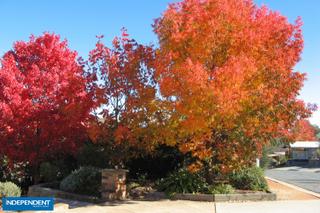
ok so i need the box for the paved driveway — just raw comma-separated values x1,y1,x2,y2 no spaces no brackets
266,166,320,193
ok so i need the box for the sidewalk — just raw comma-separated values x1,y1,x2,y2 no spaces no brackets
49,199,320,213
55,200,216,213
216,200,320,213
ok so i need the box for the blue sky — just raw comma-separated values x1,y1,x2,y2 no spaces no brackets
0,0,319,125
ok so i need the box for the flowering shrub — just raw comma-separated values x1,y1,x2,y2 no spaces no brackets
0,182,21,197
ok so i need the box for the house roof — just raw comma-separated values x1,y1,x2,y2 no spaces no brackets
290,141,320,148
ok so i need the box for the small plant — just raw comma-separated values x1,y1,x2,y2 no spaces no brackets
0,182,21,197
208,183,234,194
156,168,208,196
0,157,29,185
260,146,272,170
278,156,288,166
229,167,268,191
60,166,101,197
127,182,141,191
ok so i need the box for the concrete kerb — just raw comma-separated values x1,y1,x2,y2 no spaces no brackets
265,176,320,199
145,191,276,202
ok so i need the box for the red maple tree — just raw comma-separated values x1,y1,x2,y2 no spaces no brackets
0,33,94,179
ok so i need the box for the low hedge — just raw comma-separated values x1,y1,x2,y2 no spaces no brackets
60,166,101,197
156,169,208,196
229,167,268,191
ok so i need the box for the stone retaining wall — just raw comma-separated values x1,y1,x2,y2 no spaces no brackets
28,183,102,203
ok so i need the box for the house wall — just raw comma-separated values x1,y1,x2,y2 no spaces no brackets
291,148,318,160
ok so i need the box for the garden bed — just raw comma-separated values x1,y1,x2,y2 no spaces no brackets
143,191,276,202
28,182,276,203
28,183,103,203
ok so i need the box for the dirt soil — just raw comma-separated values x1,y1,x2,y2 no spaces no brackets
267,179,319,200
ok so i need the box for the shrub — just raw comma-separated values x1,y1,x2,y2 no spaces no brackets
126,145,183,180
77,142,110,169
0,157,32,193
39,156,78,183
60,166,101,197
260,146,271,170
127,182,141,191
40,162,60,182
278,155,288,166
229,167,268,191
0,157,29,185
0,182,21,197
208,183,234,194
156,168,208,196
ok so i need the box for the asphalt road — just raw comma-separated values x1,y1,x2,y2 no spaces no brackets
266,166,320,193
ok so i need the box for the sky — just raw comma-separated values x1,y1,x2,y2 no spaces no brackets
0,0,319,125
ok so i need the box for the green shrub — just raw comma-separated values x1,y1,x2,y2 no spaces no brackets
278,155,288,166
208,183,234,194
40,162,60,182
77,143,109,169
39,156,78,183
0,182,21,197
54,156,78,180
127,182,141,191
126,145,183,180
60,166,101,197
156,169,208,196
260,146,271,170
229,167,268,191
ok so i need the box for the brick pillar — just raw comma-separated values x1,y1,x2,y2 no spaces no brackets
101,169,128,200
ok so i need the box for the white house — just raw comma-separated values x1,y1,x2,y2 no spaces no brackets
290,141,320,160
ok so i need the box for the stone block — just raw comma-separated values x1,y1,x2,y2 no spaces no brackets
101,169,128,201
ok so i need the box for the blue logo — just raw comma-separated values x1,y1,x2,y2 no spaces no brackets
2,197,54,211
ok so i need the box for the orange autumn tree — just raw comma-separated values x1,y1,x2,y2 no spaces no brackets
154,0,314,172
290,120,317,141
89,30,162,164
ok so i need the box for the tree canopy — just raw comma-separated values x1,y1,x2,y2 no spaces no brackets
0,0,316,174
153,0,314,171
0,34,94,166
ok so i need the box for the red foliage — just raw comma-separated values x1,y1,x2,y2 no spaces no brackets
0,33,94,166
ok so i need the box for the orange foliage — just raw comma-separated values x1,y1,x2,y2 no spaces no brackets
290,120,317,141
88,29,162,162
154,0,315,171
